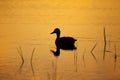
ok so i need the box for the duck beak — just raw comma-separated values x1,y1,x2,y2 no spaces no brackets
50,31,54,34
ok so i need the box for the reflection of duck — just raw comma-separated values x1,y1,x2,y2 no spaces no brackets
51,45,60,57
51,28,77,50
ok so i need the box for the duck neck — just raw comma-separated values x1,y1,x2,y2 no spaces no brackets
56,45,60,55
56,33,60,39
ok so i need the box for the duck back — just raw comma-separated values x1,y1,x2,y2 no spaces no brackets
56,37,77,50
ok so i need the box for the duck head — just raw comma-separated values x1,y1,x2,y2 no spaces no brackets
51,28,60,35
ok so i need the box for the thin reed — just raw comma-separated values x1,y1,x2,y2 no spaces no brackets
103,27,107,60
91,43,97,62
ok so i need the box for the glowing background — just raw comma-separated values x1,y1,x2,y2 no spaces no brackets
0,0,120,80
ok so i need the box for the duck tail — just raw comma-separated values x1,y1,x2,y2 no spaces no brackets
74,39,77,41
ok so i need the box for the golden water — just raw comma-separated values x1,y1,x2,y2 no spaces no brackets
0,0,120,80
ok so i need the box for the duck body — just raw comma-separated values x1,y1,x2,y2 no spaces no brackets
51,28,77,50
56,37,76,50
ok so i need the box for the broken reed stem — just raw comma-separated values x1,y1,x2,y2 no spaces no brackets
16,46,24,74
91,43,97,53
91,43,97,62
103,27,107,60
30,48,36,76
17,46,24,63
16,47,36,75
31,48,36,62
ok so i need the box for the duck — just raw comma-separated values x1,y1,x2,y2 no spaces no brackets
51,28,77,50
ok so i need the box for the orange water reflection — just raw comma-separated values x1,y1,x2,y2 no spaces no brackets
0,0,120,80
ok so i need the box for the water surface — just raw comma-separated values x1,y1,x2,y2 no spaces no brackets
0,0,120,80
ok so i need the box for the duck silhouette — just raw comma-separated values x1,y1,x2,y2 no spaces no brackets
51,28,77,50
